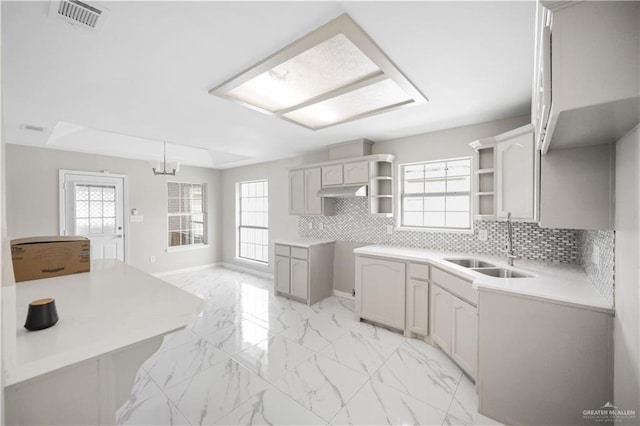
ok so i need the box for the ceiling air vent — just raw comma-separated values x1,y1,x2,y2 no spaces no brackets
49,0,108,32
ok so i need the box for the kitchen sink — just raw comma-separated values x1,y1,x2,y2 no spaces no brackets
445,258,495,268
471,268,533,278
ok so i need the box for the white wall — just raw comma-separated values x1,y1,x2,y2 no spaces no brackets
221,150,328,273
1,2,5,418
371,115,527,163
614,124,640,414
221,115,529,274
5,144,222,274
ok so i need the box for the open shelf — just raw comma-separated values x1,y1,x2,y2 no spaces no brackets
369,159,394,216
370,196,393,215
473,146,496,219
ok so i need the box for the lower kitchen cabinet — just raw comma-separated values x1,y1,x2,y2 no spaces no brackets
451,295,478,377
290,258,309,300
355,255,406,330
430,283,452,352
405,262,430,337
430,274,478,380
354,254,478,380
275,255,290,294
478,290,613,425
273,241,334,305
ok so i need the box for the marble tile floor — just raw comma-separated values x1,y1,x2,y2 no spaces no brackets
116,266,502,426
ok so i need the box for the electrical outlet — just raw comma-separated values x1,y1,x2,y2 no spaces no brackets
318,222,324,230
149,255,156,263
478,229,488,241
386,225,394,235
591,246,600,266
307,222,313,230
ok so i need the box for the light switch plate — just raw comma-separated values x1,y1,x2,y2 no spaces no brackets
318,222,324,230
478,229,488,241
307,222,313,230
386,225,393,235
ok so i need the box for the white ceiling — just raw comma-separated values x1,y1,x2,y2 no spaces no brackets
2,1,536,169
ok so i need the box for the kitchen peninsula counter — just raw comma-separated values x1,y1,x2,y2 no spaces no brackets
2,257,202,425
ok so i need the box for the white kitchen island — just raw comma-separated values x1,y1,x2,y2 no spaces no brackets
2,258,202,425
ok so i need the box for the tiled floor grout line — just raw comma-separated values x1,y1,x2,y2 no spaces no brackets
225,335,330,425
141,366,195,425
441,372,464,426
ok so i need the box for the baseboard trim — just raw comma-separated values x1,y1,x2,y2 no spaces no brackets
153,263,220,278
221,262,274,280
334,290,355,300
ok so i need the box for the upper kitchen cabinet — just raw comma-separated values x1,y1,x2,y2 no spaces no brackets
289,154,394,216
321,161,369,187
470,125,538,222
533,1,640,153
288,167,335,216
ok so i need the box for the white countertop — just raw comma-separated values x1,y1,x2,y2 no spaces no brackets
353,245,613,315
272,238,335,248
2,259,203,387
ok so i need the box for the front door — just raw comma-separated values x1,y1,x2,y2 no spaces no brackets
60,170,127,261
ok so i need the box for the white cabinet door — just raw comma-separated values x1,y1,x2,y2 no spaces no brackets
355,256,405,330
406,278,429,336
290,258,309,300
430,283,452,353
496,132,535,221
289,170,305,215
304,168,322,215
343,161,369,184
451,295,478,379
275,255,290,294
322,165,343,186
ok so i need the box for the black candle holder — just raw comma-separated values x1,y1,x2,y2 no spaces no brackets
24,298,59,331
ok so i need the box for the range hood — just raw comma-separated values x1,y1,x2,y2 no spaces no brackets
317,185,368,198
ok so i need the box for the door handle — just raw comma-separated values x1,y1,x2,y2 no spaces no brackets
115,235,123,238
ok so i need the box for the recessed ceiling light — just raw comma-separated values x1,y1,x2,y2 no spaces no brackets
209,14,427,130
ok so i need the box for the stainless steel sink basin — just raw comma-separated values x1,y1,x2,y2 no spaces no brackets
471,268,533,278
445,258,495,268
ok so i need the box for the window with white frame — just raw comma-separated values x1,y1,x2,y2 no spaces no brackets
238,180,269,263
400,158,472,230
168,182,206,247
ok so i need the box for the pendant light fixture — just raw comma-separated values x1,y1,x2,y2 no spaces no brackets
152,142,179,176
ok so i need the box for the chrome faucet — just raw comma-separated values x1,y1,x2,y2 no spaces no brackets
504,212,518,266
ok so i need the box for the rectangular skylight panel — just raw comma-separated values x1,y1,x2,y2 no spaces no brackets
283,78,413,129
224,34,381,112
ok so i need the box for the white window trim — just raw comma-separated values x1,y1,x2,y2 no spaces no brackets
167,181,207,249
166,243,209,253
395,225,475,235
236,179,269,265
233,255,270,270
396,157,473,233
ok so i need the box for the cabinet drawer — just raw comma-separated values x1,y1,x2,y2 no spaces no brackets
408,262,430,281
432,267,477,306
290,247,308,260
343,161,369,184
274,244,290,257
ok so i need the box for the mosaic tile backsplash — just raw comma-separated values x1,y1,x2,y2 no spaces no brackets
299,198,580,264
579,230,615,305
